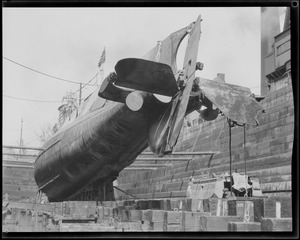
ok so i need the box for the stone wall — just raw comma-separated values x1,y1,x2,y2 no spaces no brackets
2,166,38,202
116,84,294,199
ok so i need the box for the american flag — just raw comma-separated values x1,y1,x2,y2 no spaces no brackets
98,48,106,68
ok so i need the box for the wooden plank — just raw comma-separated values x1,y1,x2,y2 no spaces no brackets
186,199,203,213
151,222,163,231
261,218,292,231
163,223,181,232
279,197,292,218
253,198,277,222
5,201,55,213
141,220,153,232
182,211,212,231
199,216,244,231
166,211,182,224
142,210,166,223
228,222,261,232
128,210,142,221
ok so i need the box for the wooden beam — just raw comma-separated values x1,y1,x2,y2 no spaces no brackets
123,167,157,171
130,164,169,167
3,153,38,157
140,151,217,155
3,201,55,212
3,164,34,169
136,157,191,161
2,145,44,151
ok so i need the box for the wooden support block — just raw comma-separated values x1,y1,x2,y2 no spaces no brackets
112,208,118,218
227,200,236,216
120,210,129,221
261,218,292,231
202,199,210,213
199,216,243,231
152,222,164,231
142,210,150,221
253,198,276,222
103,207,109,217
222,199,228,216
187,199,203,212
115,221,130,230
124,200,135,207
207,198,219,216
279,197,292,218
102,201,112,207
263,198,276,218
142,210,166,223
236,200,254,222
162,199,171,211
108,208,113,218
141,220,153,232
152,210,166,223
128,210,142,221
163,223,181,232
228,222,261,232
135,200,150,210
116,201,125,207
166,211,182,224
170,199,187,211
5,201,56,213
129,221,142,231
149,200,163,210
182,212,201,231
111,202,117,208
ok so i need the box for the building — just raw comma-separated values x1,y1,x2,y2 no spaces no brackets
264,7,291,93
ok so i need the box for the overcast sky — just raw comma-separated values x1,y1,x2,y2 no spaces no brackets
3,7,286,147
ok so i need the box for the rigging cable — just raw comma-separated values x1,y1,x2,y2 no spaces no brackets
3,94,62,103
3,56,98,86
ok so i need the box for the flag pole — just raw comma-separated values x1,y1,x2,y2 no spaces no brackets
97,47,106,87
100,63,104,86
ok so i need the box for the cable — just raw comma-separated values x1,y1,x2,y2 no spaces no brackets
3,56,98,86
3,94,62,103
73,72,99,95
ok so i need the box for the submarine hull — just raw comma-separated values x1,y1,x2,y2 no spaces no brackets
34,97,166,202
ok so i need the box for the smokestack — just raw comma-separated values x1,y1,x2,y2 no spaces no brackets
260,7,280,96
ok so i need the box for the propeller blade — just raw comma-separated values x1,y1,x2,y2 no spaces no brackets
167,15,202,148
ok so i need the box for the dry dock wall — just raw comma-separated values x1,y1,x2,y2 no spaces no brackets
2,166,38,202
116,84,294,199
1,85,294,202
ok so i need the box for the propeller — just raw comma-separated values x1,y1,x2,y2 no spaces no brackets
166,15,202,149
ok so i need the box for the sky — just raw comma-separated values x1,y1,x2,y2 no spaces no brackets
3,7,286,147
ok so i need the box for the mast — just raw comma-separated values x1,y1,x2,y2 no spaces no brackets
97,47,106,87
17,118,24,159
